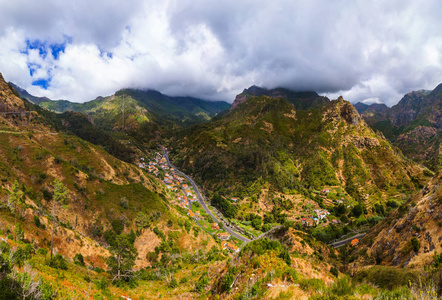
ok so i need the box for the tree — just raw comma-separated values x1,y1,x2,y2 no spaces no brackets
107,235,138,282
50,180,69,260
411,237,420,252
351,203,364,218
8,180,24,241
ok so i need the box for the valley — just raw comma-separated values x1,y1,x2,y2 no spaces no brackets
0,72,441,300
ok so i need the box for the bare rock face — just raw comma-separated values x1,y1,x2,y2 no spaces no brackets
338,97,362,126
0,72,26,112
324,96,363,126
231,93,249,109
350,136,381,149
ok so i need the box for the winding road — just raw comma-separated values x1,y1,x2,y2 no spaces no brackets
161,146,251,243
329,233,366,248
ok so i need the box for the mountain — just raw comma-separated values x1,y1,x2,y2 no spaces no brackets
0,75,379,299
353,102,389,114
0,73,220,298
232,85,330,110
12,85,230,130
171,91,430,231
356,172,442,269
2,73,438,299
355,85,442,171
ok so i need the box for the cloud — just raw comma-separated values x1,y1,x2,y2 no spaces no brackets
0,0,441,105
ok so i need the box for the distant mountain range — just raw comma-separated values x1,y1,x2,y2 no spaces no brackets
232,85,329,110
10,84,231,144
355,84,441,170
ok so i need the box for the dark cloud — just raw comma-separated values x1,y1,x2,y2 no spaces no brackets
0,0,440,105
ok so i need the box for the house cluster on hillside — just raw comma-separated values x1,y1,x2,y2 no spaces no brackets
217,232,231,240
221,240,239,253
187,209,203,221
141,152,198,211
301,209,330,227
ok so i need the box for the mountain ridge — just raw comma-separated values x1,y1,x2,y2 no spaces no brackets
355,83,441,170
231,85,330,110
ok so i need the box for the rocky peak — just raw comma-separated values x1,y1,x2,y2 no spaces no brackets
325,96,363,126
231,86,267,109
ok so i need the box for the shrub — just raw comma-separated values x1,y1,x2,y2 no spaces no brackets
0,255,11,273
330,277,354,296
146,251,158,264
48,254,68,270
411,237,420,252
73,253,85,266
168,277,178,288
386,200,399,208
0,241,10,253
354,266,417,290
111,219,124,235
33,215,41,228
119,197,129,209
11,247,27,267
37,248,48,255
221,273,235,292
299,278,326,292
330,267,339,277
195,272,209,292
153,227,166,240
103,230,117,247
282,268,298,282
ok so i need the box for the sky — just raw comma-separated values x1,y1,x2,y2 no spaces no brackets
0,0,441,105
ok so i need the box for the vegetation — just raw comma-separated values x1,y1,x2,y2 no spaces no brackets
8,180,24,241
50,179,69,260
0,78,439,299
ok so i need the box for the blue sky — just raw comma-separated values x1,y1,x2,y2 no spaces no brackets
0,0,441,104
23,39,68,89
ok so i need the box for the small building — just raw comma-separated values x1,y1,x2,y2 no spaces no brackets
314,209,330,220
217,232,231,240
231,197,239,202
226,242,240,253
221,241,228,250
301,218,314,227
212,223,220,230
331,219,341,224
351,239,359,246
221,241,239,253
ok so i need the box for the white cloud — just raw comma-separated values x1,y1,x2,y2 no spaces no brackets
0,0,441,104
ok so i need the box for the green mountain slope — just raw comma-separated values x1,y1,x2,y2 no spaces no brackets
0,73,220,298
171,94,430,220
13,85,230,129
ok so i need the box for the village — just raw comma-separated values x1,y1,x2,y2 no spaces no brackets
139,152,241,253
138,153,349,252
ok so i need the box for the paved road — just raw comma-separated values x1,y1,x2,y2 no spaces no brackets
161,146,251,243
329,233,366,248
